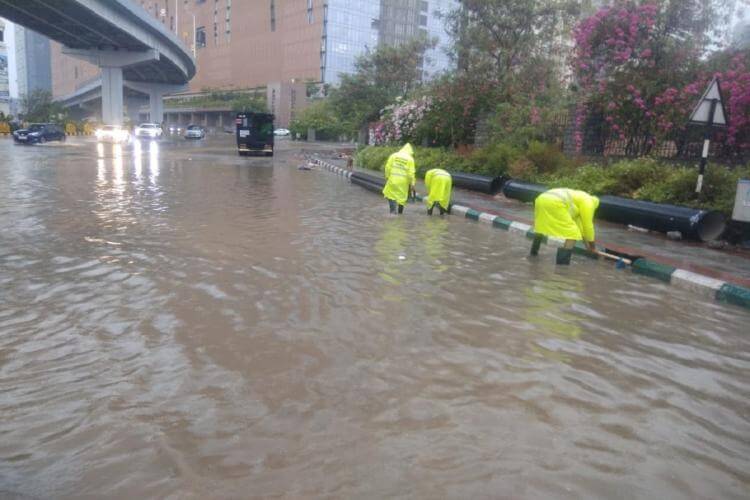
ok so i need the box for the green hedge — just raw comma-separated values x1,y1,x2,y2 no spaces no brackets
356,144,750,217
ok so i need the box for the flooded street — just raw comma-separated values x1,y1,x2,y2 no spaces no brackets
1,136,749,499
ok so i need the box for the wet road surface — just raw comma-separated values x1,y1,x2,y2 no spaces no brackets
1,136,749,499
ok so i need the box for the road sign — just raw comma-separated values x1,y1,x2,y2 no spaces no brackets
689,78,728,126
688,78,729,193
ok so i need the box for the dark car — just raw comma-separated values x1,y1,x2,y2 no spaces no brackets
13,123,66,144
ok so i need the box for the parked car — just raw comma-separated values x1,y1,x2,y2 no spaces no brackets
95,125,131,143
13,123,66,144
184,125,206,139
169,125,183,135
274,128,290,136
134,123,163,139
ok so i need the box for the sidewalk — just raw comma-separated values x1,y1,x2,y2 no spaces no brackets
317,155,750,290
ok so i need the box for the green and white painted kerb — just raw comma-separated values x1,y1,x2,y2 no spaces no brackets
314,159,353,179
313,158,750,312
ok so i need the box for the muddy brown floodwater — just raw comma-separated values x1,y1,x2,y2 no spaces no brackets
1,136,749,499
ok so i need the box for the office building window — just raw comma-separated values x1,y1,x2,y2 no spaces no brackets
270,0,276,31
0,28,4,43
196,0,205,4
74,66,79,79
420,1,428,11
419,14,427,27
195,26,207,47
226,0,231,40
307,0,314,24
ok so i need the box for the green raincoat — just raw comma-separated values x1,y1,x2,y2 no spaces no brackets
382,144,416,206
424,168,452,211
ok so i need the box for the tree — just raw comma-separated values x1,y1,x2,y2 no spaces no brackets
21,89,67,123
430,0,579,146
445,0,580,100
289,100,346,140
328,35,437,133
571,0,736,155
230,94,268,113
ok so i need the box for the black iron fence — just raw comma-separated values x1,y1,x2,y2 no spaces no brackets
555,109,750,165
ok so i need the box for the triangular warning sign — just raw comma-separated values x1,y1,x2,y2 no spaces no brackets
689,78,728,126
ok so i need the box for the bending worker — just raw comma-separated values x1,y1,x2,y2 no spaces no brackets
424,168,452,215
530,188,600,265
383,143,416,215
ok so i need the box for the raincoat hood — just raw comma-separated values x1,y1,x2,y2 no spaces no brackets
400,143,414,158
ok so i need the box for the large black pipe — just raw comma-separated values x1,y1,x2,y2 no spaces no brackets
502,180,548,203
502,180,726,241
450,173,506,194
351,171,385,194
597,196,726,241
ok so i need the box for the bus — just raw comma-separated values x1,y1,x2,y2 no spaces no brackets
236,112,274,157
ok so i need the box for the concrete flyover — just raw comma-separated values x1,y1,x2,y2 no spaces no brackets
0,0,196,125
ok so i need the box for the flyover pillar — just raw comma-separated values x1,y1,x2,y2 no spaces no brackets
149,89,165,125
124,81,185,125
101,66,124,126
62,48,160,126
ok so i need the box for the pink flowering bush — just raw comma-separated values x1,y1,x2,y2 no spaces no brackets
369,96,433,145
571,2,750,157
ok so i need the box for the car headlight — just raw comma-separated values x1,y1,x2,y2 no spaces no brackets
29,132,40,137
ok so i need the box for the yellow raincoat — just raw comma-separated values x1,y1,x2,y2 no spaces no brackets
382,144,416,206
424,168,452,211
534,188,599,241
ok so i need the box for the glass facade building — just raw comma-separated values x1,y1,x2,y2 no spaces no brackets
322,0,458,85
322,0,379,85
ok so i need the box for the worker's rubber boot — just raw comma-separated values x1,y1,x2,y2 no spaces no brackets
556,248,573,265
530,234,543,256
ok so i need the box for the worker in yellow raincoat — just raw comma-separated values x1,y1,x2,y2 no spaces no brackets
531,188,600,265
382,144,416,214
424,168,452,215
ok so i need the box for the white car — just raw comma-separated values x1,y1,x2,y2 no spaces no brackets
184,125,206,139
95,125,130,143
134,123,163,139
274,128,290,136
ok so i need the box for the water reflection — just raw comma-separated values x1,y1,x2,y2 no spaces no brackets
133,138,143,180
148,140,159,184
113,144,124,191
416,216,450,274
375,217,408,287
524,273,583,342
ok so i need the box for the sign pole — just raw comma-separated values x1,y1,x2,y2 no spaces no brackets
696,98,717,194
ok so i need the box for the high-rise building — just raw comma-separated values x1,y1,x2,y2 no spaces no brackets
0,18,52,117
0,19,8,116
322,0,455,85
49,0,458,127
